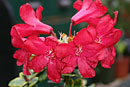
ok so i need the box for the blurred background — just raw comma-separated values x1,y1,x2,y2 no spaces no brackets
0,0,130,87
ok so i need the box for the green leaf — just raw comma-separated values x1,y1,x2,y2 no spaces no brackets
19,72,24,78
29,77,38,87
88,84,96,87
8,77,27,87
38,70,47,81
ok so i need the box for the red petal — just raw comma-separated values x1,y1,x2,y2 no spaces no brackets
20,3,53,35
45,36,58,48
29,55,49,73
73,28,93,45
20,3,37,25
13,49,31,75
11,25,25,48
47,60,61,83
36,6,43,21
11,24,35,37
101,57,115,68
73,0,83,11
13,49,28,66
101,29,122,47
97,47,116,68
71,0,107,25
82,0,92,9
56,59,65,72
96,15,114,36
86,0,107,18
23,63,30,75
83,43,104,58
62,55,77,74
78,56,95,78
34,22,53,35
87,25,97,40
86,17,100,26
11,37,24,48
86,56,98,68
100,52,115,68
23,56,31,75
16,61,24,66
110,46,116,57
62,66,76,74
55,43,74,59
62,55,72,64
24,36,49,55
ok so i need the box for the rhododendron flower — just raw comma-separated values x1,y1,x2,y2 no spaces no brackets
14,3,53,37
9,0,123,86
87,11,122,68
71,0,107,26
56,27,103,78
10,26,31,75
24,36,64,83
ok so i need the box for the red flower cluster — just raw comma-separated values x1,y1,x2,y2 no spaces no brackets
10,0,122,83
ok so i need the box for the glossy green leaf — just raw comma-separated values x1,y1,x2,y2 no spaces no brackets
29,77,38,87
8,77,27,87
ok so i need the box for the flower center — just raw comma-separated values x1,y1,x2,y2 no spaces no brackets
45,48,55,60
95,36,102,44
75,45,83,57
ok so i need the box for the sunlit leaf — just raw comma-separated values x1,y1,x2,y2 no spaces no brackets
8,77,27,87
19,72,24,78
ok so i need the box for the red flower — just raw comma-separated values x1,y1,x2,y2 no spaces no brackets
14,3,53,36
24,36,63,83
87,12,122,68
13,49,31,75
11,26,31,75
71,0,107,26
56,27,103,78
10,3,54,75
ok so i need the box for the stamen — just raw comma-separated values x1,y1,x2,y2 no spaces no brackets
45,48,55,60
75,45,83,57
95,36,102,44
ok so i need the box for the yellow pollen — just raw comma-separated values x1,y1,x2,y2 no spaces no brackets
95,36,102,44
75,45,83,57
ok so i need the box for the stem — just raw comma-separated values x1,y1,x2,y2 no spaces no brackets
23,76,29,87
64,76,70,87
24,76,29,82
51,30,56,37
69,22,73,37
